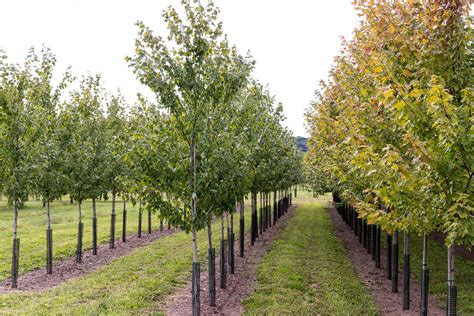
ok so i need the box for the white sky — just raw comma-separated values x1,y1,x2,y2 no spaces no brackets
0,0,359,137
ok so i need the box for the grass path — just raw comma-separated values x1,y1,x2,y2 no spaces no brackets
0,206,253,314
243,195,376,315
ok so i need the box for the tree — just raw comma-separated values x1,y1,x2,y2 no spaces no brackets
127,1,253,313
62,75,108,262
0,50,32,288
306,1,473,313
26,47,72,274
104,93,129,248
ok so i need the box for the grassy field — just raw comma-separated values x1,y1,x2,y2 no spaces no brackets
0,197,162,280
0,201,253,314
243,194,377,315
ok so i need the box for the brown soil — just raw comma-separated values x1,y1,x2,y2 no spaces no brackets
163,206,297,315
328,205,445,315
0,228,177,292
430,232,473,261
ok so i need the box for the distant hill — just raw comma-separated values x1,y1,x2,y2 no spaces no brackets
294,136,308,152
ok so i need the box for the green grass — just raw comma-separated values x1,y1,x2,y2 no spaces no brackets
0,198,163,280
0,202,253,314
243,194,376,315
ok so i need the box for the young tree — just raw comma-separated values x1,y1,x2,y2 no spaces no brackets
0,50,31,288
62,75,108,262
306,1,473,313
127,1,252,313
26,47,72,274
104,93,128,248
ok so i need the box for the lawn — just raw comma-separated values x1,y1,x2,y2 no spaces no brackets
0,197,161,280
0,200,254,314
242,194,376,315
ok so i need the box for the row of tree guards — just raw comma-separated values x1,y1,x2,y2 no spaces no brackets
203,189,293,309
333,193,452,316
10,196,162,288
7,186,294,293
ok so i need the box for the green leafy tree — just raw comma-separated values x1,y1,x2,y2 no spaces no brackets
127,1,253,312
26,47,72,274
104,93,129,248
0,50,32,288
61,75,108,262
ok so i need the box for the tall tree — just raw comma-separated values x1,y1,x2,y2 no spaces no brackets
104,93,128,248
306,1,473,313
62,75,107,262
127,1,252,313
0,50,32,288
26,47,72,274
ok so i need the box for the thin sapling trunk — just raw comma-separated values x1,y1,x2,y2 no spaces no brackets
92,197,98,255
46,199,53,274
110,190,116,248
207,216,216,306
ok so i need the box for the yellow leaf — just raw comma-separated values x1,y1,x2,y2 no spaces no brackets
402,69,411,77
394,101,405,111
367,212,379,225
374,65,383,73
388,23,396,33
383,88,394,99
410,88,423,98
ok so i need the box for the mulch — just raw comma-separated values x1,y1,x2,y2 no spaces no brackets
0,228,177,293
163,205,297,315
328,205,445,315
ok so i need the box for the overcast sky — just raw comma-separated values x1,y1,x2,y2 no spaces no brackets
0,0,359,136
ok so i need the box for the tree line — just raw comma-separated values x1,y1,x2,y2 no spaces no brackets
305,1,473,315
0,1,302,313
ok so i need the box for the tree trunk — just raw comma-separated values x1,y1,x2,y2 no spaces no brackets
259,192,263,235
110,190,116,249
251,191,257,245
273,191,277,225
228,211,234,275
76,200,83,263
92,197,98,255
239,200,244,257
122,199,127,242
148,208,152,234
207,217,216,307
46,199,53,274
138,199,142,238
420,234,429,316
220,213,226,289
167,192,171,230
11,199,20,288
190,135,200,316
403,232,410,310
447,246,456,316
387,233,392,280
392,230,399,293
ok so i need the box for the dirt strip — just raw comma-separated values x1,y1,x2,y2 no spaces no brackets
163,205,297,315
0,228,177,292
328,205,444,316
